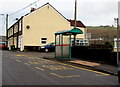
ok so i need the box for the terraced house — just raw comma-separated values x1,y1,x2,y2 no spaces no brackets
7,3,87,51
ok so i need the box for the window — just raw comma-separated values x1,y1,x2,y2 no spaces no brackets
41,38,47,40
26,25,30,29
76,40,79,42
41,41,46,44
41,38,47,44
80,43,83,46
76,43,80,45
80,41,83,42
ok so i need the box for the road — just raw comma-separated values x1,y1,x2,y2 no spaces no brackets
2,50,119,85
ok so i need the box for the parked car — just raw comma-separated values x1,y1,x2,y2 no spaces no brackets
38,42,55,52
0,42,7,50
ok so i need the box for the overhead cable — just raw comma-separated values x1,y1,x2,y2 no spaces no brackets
9,0,40,16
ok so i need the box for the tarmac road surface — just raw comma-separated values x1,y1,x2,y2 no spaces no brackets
2,50,119,85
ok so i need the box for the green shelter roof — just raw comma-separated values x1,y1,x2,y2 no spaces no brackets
55,28,83,35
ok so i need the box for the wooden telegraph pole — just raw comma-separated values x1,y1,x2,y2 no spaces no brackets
74,0,77,28
73,0,77,45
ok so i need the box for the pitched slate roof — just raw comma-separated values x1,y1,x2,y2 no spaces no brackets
68,19,86,28
8,3,86,30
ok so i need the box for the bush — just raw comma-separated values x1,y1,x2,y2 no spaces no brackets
104,41,113,49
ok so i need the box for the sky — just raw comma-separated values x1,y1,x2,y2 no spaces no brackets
0,0,120,36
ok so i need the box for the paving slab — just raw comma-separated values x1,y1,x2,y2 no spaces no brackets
68,60,117,75
68,60,100,66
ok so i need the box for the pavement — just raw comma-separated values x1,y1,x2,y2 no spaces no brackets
67,59,117,75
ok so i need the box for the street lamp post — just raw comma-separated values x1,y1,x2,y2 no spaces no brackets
0,14,8,33
0,14,8,46
6,14,8,47
6,14,8,34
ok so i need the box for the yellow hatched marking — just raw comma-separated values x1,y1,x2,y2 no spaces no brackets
34,57,39,59
40,58,110,76
27,57,36,59
43,65,73,70
24,63,30,65
28,60,51,65
38,58,42,59
14,54,110,76
50,73,80,78
50,73,64,78
63,75,80,78
35,67,44,71
16,59,21,62
15,54,27,57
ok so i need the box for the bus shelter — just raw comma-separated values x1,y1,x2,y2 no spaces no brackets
54,28,83,60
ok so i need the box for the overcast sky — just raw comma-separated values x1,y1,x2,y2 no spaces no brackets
0,0,120,36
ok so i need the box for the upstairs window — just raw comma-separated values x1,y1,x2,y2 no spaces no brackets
41,38,47,44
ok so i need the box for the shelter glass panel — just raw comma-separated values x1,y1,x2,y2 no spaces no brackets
56,35,60,45
63,46,69,58
56,46,61,57
56,35,62,57
62,35,70,58
63,35,69,44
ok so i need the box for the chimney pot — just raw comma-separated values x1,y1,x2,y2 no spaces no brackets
30,8,36,12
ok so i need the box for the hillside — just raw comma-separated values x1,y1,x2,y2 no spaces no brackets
86,26,116,30
86,26,117,40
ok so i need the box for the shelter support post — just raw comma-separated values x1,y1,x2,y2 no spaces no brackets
55,35,57,58
61,34,63,59
69,33,72,60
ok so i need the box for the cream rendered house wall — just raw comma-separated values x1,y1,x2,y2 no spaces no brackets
7,4,86,51
23,4,72,47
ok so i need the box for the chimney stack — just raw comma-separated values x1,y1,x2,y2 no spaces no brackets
30,7,36,12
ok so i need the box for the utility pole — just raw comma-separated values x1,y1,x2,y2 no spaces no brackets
0,14,8,46
74,0,77,28
73,0,77,45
